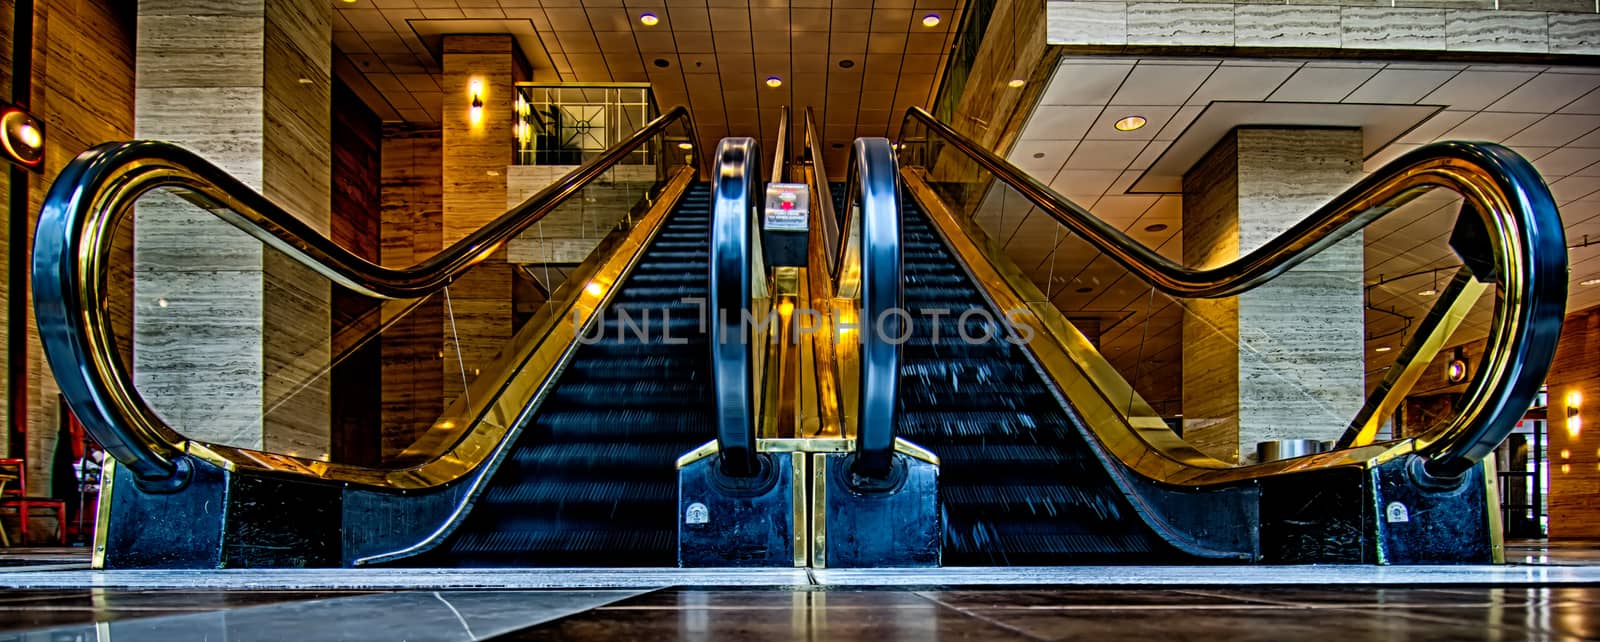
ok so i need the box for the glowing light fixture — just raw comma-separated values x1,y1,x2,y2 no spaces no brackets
1418,288,1437,296
677,141,694,150
0,104,44,172
1114,115,1147,132
469,79,484,126
921,14,941,27
779,300,795,316
1007,79,1026,88
1445,347,1468,384
766,76,783,88
639,12,659,26
1567,389,1583,437
585,282,604,296
1583,277,1600,286
1374,346,1392,353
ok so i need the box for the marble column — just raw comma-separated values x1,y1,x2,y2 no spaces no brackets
132,0,333,457
440,35,514,401
1181,128,1365,463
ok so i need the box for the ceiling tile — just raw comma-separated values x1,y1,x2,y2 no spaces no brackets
832,9,872,33
1024,106,1103,141
1487,73,1600,113
1041,63,1133,106
1065,140,1148,171
1268,66,1380,102
1109,64,1212,106
1502,114,1600,148
1343,68,1458,105
1086,106,1179,141
869,9,913,32
1442,112,1543,143
1187,65,1295,105
664,7,710,31
1398,110,1473,144
1420,70,1538,110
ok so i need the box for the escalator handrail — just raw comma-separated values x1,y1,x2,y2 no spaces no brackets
710,137,762,477
772,106,788,184
897,106,1567,479
805,108,841,273
33,106,700,487
840,138,903,479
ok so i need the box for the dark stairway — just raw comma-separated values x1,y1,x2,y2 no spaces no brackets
438,184,715,566
895,195,1183,565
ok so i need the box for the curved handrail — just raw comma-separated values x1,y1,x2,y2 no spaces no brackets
710,137,762,477
897,106,1566,480
840,138,903,480
33,106,700,488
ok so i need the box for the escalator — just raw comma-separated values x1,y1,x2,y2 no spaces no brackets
897,199,1181,564
438,186,713,566
815,107,1568,565
33,107,778,568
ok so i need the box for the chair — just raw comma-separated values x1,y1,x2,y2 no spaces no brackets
0,459,66,546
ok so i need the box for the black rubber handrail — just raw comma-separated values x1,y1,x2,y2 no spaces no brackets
33,106,699,488
896,106,1567,480
710,137,763,477
841,138,904,481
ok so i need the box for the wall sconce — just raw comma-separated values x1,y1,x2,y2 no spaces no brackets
1567,389,1582,437
1445,347,1469,384
0,102,44,172
469,79,484,126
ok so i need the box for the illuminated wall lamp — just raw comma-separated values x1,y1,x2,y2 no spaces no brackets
469,79,484,126
1445,347,1469,385
0,102,45,172
1567,389,1582,437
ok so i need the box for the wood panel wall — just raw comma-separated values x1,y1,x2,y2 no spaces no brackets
330,78,382,467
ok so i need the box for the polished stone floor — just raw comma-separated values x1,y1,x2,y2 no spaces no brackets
0,542,1591,640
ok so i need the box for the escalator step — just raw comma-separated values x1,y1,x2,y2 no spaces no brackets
434,185,716,567
895,194,1175,564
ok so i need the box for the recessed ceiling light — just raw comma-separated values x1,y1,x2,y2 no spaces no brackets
765,76,783,88
1583,277,1600,286
1031,152,1045,159
677,142,693,150
1375,346,1392,353
1075,287,1093,294
1114,115,1147,132
922,14,941,27
639,12,659,26
1143,223,1168,233
653,58,670,68
1007,79,1026,88
1418,289,1437,296
838,59,855,69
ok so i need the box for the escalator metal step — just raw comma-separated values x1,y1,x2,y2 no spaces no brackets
433,184,716,567
896,195,1178,564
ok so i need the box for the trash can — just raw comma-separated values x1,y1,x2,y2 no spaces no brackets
1255,439,1327,463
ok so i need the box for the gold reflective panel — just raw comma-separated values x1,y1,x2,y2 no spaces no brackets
901,170,1411,486
167,169,696,489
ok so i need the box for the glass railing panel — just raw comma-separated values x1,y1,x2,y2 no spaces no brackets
899,113,1498,465
104,117,695,470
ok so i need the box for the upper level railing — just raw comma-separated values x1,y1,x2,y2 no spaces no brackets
34,106,700,491
894,106,1566,482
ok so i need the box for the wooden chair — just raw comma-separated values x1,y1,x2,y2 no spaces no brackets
0,459,66,546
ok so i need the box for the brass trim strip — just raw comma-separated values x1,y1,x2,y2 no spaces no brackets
91,458,115,569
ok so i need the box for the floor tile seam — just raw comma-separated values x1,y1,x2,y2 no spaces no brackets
1327,602,1573,636
477,589,660,641
912,592,1054,641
